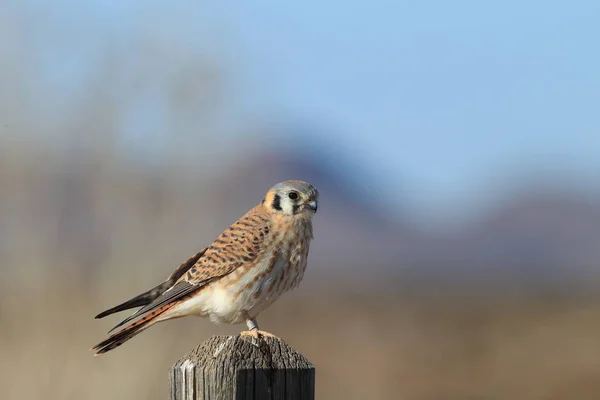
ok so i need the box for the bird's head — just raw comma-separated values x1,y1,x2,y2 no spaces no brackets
263,180,319,217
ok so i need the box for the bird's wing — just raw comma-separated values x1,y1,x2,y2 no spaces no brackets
107,210,273,332
95,248,208,320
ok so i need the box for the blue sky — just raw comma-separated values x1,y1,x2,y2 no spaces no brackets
9,0,600,223
223,0,600,219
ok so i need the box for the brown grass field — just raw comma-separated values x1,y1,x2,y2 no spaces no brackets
1,264,599,400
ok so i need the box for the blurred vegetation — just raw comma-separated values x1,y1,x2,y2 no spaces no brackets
2,261,600,399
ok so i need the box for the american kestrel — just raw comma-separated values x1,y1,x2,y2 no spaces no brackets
91,180,319,355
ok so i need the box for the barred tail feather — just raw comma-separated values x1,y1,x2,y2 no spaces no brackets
91,304,171,356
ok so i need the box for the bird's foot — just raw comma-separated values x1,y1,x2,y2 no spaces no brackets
240,329,279,346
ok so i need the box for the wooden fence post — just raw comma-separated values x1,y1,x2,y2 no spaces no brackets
169,335,315,400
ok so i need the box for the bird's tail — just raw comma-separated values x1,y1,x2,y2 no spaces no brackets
94,249,207,320
91,304,172,356
94,283,168,320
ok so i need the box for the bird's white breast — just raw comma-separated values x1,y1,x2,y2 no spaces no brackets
165,222,311,325
166,253,286,324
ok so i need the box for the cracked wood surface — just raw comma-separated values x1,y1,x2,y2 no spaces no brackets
170,335,315,400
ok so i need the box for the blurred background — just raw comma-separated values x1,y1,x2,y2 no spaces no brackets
1,1,600,399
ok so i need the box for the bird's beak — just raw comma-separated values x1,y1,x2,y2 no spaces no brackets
307,200,318,212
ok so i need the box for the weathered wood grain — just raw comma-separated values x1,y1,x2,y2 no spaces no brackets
169,335,315,400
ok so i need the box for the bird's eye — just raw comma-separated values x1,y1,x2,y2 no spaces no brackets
288,191,299,200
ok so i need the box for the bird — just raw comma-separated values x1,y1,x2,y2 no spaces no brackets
91,180,319,355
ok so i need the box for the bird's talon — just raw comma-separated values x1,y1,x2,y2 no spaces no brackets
240,330,261,346
240,329,279,346
257,331,278,339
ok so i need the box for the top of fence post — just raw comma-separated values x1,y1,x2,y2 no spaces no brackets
170,335,315,400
